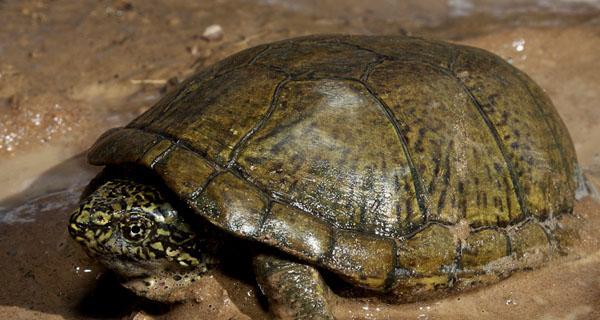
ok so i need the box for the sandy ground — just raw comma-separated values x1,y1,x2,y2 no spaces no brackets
1,0,599,319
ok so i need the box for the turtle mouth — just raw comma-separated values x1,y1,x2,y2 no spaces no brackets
119,267,208,302
96,253,169,278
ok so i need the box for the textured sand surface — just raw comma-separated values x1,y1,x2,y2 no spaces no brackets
1,1,599,319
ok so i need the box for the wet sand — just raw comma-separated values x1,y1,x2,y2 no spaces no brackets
1,0,599,319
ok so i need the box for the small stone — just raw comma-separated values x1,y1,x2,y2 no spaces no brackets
188,45,200,56
202,24,224,41
129,310,156,320
512,38,526,52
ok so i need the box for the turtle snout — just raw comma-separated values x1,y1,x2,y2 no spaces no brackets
68,203,119,256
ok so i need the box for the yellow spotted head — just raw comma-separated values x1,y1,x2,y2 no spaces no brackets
68,179,211,279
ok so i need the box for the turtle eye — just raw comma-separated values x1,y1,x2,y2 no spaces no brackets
121,216,153,242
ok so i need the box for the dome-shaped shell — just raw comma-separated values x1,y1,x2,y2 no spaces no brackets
88,35,579,291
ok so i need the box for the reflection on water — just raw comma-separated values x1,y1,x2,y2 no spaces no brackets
0,189,79,224
0,0,599,319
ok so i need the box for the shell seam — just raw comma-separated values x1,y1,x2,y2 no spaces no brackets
357,79,431,221
447,70,529,219
226,76,291,168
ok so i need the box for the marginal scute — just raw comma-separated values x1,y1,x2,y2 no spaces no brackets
461,229,509,272
192,172,267,237
453,273,501,292
154,147,214,197
140,139,172,168
260,203,333,262
392,275,450,299
324,230,395,289
396,224,455,276
553,213,582,253
508,221,550,268
88,128,160,165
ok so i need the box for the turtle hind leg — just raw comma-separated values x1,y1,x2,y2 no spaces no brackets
253,254,335,320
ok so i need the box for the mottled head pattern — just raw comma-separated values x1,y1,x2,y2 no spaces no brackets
68,179,210,279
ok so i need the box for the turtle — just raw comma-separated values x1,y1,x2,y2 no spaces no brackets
68,34,584,319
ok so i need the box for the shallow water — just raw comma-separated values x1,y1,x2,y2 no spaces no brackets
1,0,599,319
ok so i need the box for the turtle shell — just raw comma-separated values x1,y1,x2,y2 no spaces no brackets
88,35,579,292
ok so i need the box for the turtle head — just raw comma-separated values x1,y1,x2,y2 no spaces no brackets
68,179,216,300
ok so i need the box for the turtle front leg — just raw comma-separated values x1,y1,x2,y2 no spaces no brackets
253,254,335,320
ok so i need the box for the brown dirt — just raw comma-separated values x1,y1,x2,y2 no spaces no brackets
1,0,599,319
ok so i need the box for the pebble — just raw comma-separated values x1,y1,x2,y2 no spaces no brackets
129,311,156,320
202,24,224,41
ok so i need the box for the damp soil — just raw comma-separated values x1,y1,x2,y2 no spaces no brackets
1,0,600,319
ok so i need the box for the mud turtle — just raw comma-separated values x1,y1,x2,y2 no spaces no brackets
69,35,582,319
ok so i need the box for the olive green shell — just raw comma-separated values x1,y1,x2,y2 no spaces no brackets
88,35,579,292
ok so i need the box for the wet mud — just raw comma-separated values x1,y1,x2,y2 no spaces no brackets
1,0,599,319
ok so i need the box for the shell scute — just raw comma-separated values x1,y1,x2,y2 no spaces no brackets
236,79,422,238
154,147,214,197
259,203,333,262
324,230,396,289
192,172,267,237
